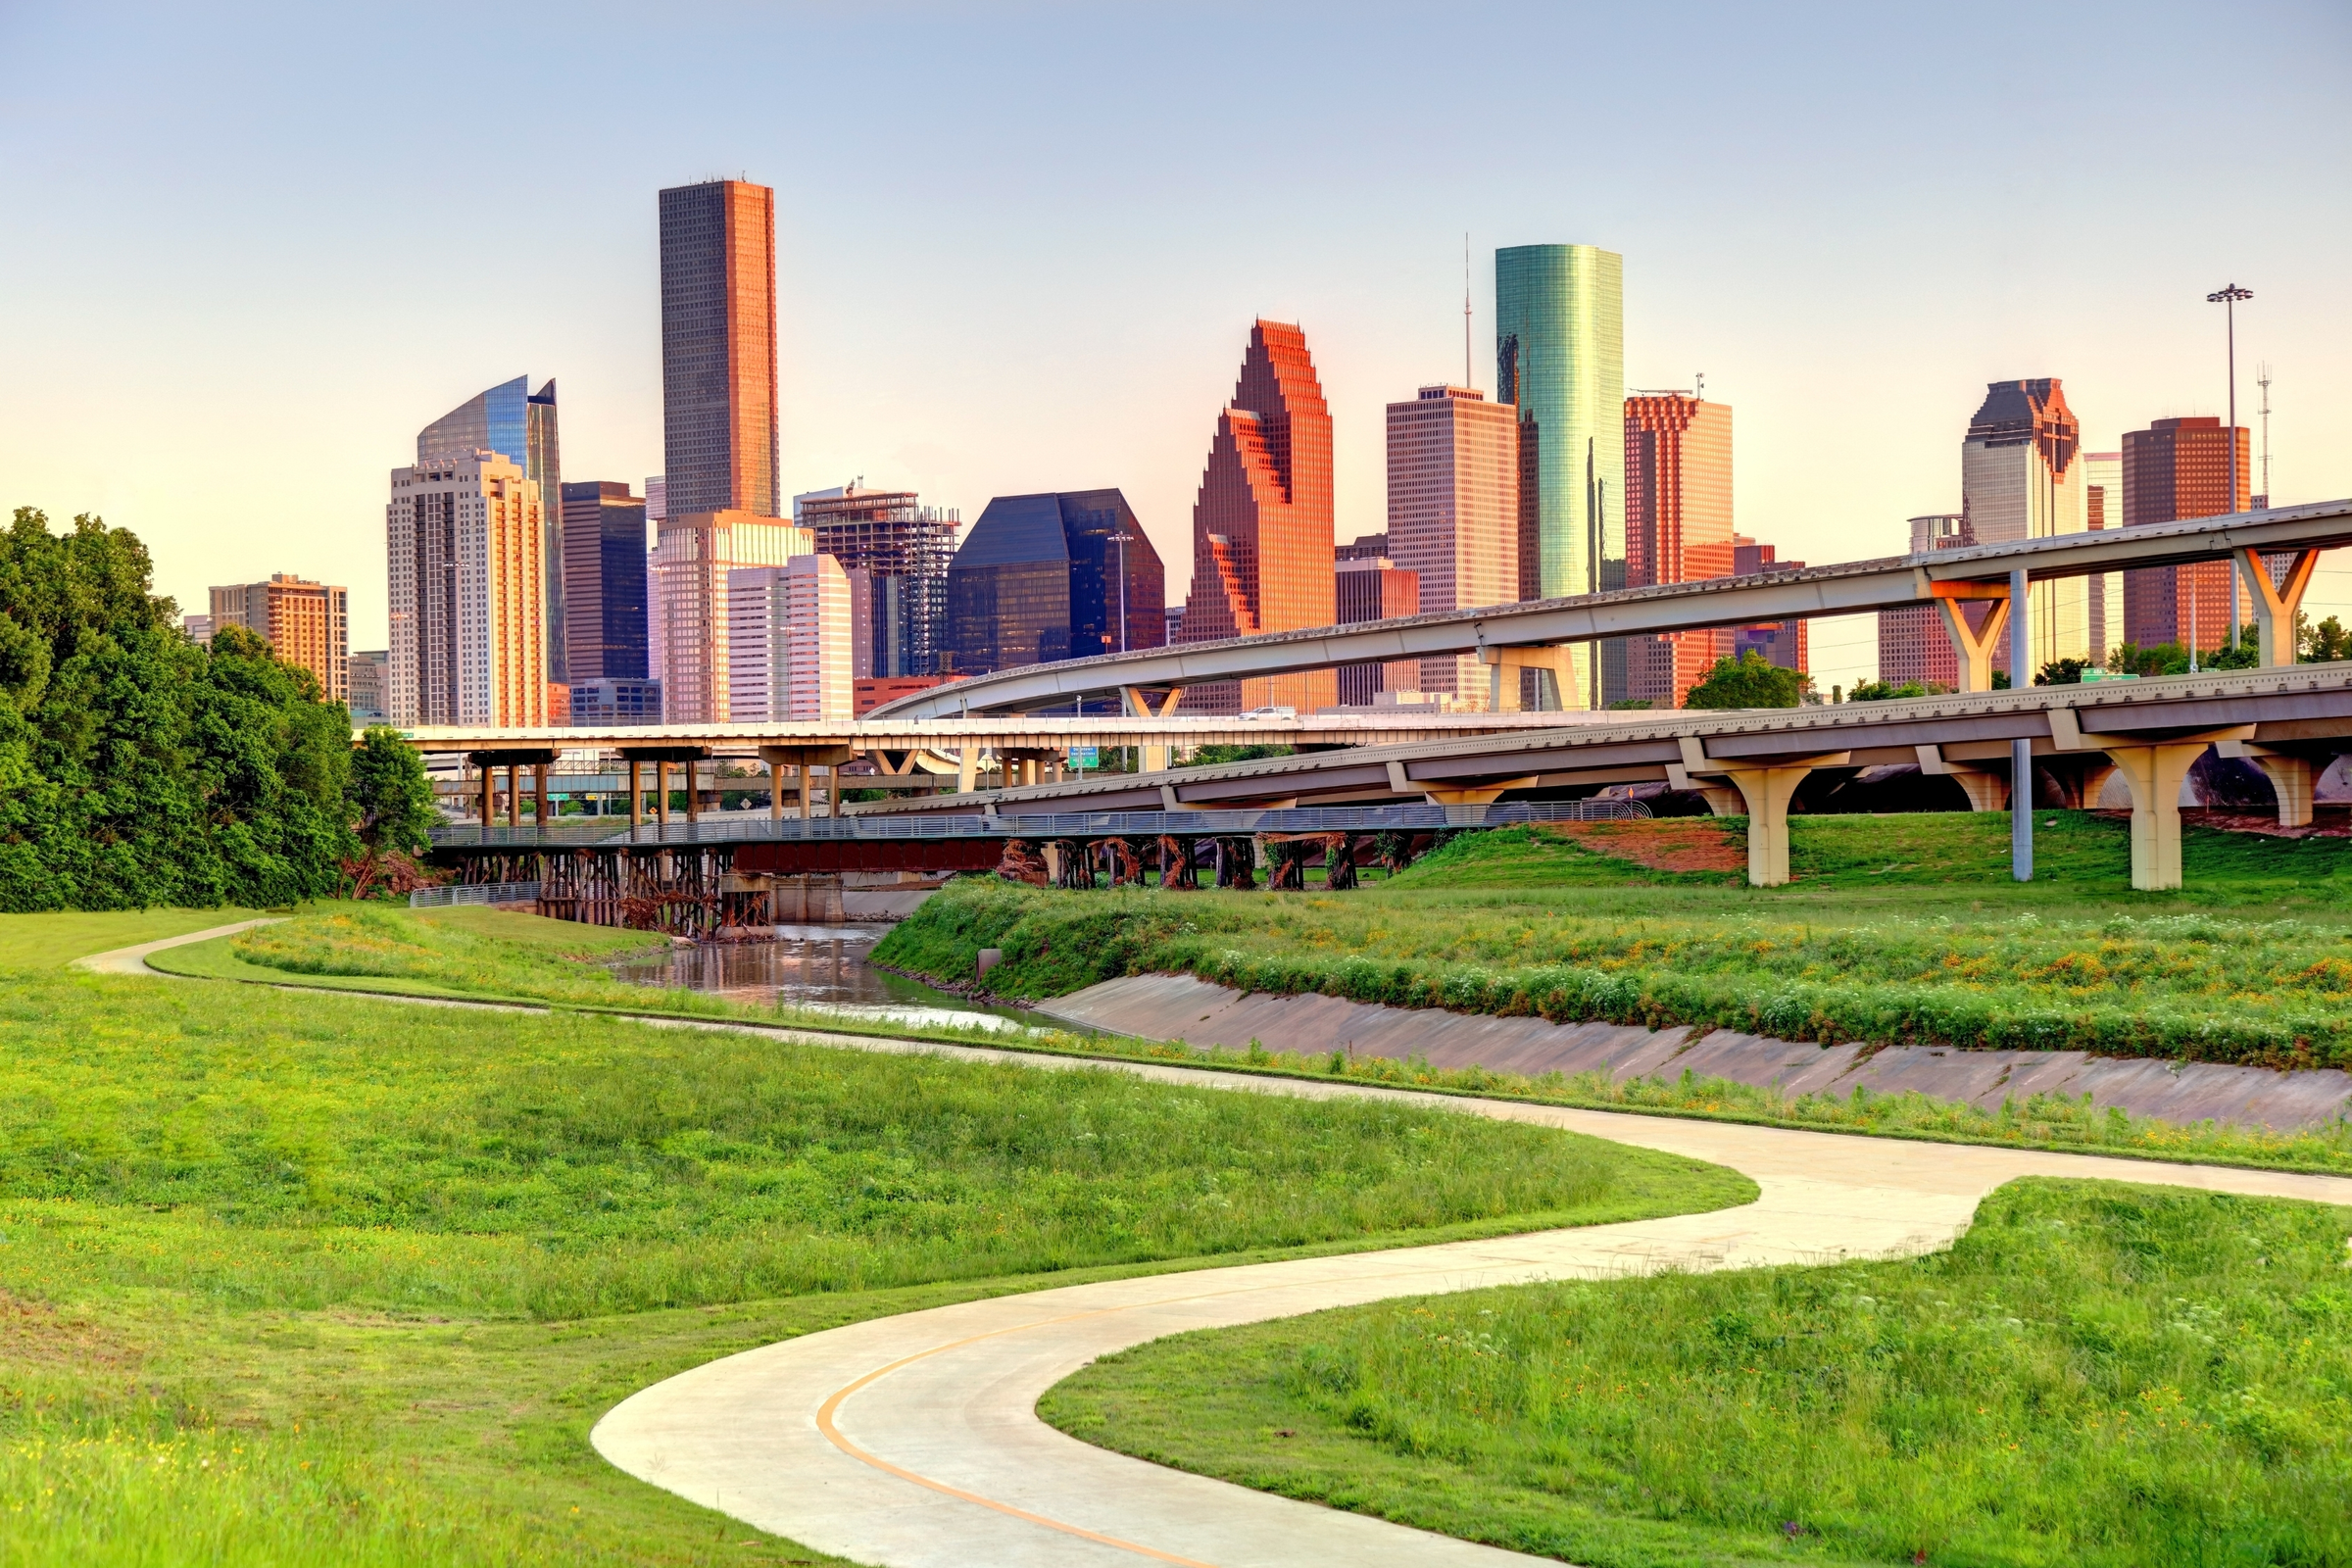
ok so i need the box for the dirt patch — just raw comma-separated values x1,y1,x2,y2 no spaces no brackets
0,1288,136,1371
2177,808,2352,840
1546,818,1745,873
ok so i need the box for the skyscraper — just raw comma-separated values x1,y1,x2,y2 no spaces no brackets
947,490,1165,675
1176,320,1336,713
209,573,351,705
660,179,778,519
1961,379,2089,672
417,376,564,684
386,452,548,726
1877,514,1967,690
348,649,389,720
795,485,961,677
560,481,650,681
1334,535,1420,706
653,510,810,722
2082,451,2125,664
1623,393,1734,708
2122,416,2251,652
728,556,853,722
1494,243,1624,708
1387,384,1519,706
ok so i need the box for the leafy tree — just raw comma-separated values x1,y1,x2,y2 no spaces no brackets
351,726,437,855
2300,613,2352,663
2034,659,2090,686
2203,626,2259,670
1605,698,1653,710
1683,651,1812,710
1849,677,1949,702
1180,744,1295,768
2108,641,2188,676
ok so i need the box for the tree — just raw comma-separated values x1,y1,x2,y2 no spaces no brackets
2108,641,2189,677
1683,651,1812,710
351,726,436,855
1849,678,1948,702
2034,659,2090,686
2304,614,2352,663
2204,626,2260,670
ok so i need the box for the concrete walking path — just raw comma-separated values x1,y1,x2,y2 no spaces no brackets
71,918,280,974
77,923,2352,1566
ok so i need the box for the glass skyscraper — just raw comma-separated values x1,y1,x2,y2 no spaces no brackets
416,375,566,683
1494,244,1624,708
947,489,1165,675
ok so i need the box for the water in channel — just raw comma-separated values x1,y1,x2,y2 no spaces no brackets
612,924,1032,1034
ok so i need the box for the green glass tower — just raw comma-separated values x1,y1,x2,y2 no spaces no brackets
1494,243,1624,707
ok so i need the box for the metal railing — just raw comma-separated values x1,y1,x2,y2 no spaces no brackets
410,881,542,907
426,798,1648,852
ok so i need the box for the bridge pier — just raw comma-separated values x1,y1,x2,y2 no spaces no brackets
2104,743,2209,891
2234,546,2321,668
1677,742,1851,887
1934,583,2012,693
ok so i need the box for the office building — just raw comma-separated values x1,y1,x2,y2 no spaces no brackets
645,476,666,686
209,573,350,705
386,451,548,726
569,678,662,727
1961,379,2089,673
182,612,214,643
348,649,388,720
1623,393,1735,708
728,555,852,722
1494,243,1625,707
660,179,778,519
561,481,651,687
795,485,961,677
653,510,810,722
1387,385,1519,706
2123,416,2252,652
1877,514,1966,690
856,674,959,716
417,376,564,683
1732,539,1808,674
1334,536,1420,705
2082,451,2124,663
947,489,1164,674
1175,320,1336,712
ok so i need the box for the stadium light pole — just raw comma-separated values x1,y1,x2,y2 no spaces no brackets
2209,282,2253,653
2011,565,2033,882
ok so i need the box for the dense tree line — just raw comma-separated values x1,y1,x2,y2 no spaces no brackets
0,509,434,911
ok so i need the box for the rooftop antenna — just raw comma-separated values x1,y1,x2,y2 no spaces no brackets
1695,371,1705,401
1463,232,1474,390
2257,362,2273,504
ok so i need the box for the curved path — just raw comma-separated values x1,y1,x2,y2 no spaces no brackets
78,925,2352,1565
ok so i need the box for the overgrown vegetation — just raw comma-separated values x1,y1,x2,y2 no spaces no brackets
1683,650,1812,710
874,815,2352,1067
0,509,365,910
1043,1177,2352,1568
0,914,1745,1561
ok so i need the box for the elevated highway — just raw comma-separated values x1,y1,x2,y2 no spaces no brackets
868,500,2352,718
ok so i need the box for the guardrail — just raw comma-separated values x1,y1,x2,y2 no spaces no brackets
410,881,542,907
426,798,1647,852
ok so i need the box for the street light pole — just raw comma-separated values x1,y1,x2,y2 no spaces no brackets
2208,283,2253,655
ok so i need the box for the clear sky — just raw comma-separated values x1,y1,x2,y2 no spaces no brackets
4,1,2347,693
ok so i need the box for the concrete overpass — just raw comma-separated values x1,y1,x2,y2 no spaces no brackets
867,500,2352,718
848,661,2352,891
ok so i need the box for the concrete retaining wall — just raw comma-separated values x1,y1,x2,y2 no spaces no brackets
1034,972,2352,1134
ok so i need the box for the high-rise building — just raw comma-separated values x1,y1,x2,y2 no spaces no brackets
417,376,564,683
386,452,548,726
210,573,351,706
2122,416,2251,652
645,476,666,688
1334,538,1420,706
728,555,852,722
182,612,214,644
652,510,810,722
560,481,650,686
1494,243,1624,708
795,485,961,677
1176,320,1336,712
1387,385,1519,706
1623,394,1735,708
569,678,662,727
348,649,388,720
1961,379,2089,673
660,179,778,519
1877,514,1967,689
2082,452,2125,664
1731,539,1808,675
947,490,1165,675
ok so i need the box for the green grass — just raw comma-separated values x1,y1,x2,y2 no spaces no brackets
0,935,1747,1564
874,816,2352,1068
1042,1177,2352,1568
0,907,266,970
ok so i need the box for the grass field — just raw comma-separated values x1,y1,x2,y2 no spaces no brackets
1042,1177,2352,1568
874,813,2352,1068
0,913,1748,1564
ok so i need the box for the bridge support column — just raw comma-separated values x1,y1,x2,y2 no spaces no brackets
534,764,549,827
1141,744,1171,773
656,762,670,826
770,758,785,820
958,750,977,794
1933,582,2012,693
627,760,642,827
685,759,700,825
1481,645,1575,713
2217,739,2318,829
2233,546,2321,667
1677,741,1849,887
1916,745,2008,811
506,764,521,828
2104,743,2209,891
479,765,494,828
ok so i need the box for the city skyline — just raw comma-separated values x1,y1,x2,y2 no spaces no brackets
4,4,2347,701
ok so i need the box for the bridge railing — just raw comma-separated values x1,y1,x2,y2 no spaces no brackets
425,797,1646,852
410,881,543,907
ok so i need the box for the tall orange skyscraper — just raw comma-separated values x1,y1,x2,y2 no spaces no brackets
659,179,778,519
1622,393,1734,706
1177,320,1336,712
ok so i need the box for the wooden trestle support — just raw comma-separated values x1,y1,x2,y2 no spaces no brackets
456,846,769,940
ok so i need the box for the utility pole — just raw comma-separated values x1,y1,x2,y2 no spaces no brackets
2011,565,2033,882
2209,282,2253,652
